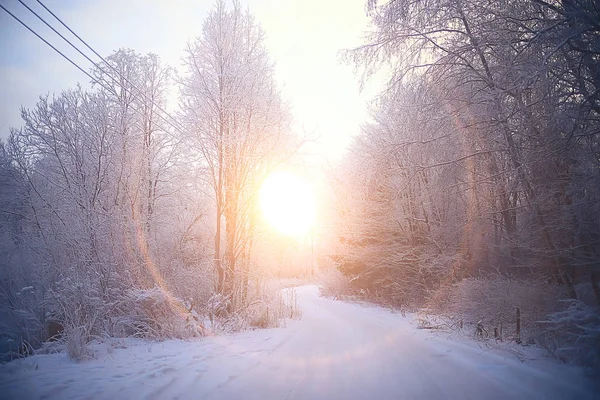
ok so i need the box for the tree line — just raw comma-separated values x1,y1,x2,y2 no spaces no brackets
0,1,295,359
330,0,600,366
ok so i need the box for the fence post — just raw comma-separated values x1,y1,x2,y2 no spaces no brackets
516,307,521,344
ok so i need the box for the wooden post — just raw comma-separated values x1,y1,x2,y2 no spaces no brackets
516,307,521,344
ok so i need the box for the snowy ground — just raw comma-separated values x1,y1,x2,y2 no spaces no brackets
1,285,598,400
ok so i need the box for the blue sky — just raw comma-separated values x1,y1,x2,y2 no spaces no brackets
0,0,381,162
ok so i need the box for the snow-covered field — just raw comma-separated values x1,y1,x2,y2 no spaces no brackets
0,285,597,400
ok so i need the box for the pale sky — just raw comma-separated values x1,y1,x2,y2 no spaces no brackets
0,0,381,163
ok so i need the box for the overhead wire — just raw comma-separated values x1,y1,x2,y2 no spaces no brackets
33,0,186,134
1,1,187,138
0,2,101,89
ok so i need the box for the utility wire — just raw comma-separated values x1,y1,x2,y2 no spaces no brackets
0,2,184,139
15,1,123,94
33,0,186,133
0,3,100,88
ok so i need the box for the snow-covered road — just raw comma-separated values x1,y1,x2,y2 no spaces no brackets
1,285,597,400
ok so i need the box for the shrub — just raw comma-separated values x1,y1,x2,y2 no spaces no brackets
209,283,302,332
65,325,93,361
245,287,301,328
427,275,564,343
112,286,207,340
537,299,600,375
319,268,351,299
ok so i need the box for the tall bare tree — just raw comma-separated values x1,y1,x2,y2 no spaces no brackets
179,1,292,308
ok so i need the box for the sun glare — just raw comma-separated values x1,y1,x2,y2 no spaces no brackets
259,171,316,236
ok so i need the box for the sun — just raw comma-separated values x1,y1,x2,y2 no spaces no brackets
259,171,316,236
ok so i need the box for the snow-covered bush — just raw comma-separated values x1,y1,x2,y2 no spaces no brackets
45,277,107,361
112,286,207,340
244,287,301,329
159,259,214,313
0,299,45,362
425,274,600,373
65,325,94,361
536,299,600,375
247,301,277,329
319,268,351,299
206,281,301,332
282,287,301,320
428,275,564,343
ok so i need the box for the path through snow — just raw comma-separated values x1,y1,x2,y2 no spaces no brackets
0,285,598,399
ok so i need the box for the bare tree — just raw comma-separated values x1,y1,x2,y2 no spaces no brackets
179,1,293,309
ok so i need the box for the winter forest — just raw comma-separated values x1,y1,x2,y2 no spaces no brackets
1,0,600,390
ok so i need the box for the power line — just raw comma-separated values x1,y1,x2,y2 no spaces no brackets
33,0,186,133
15,1,121,94
0,3,100,89
0,2,185,140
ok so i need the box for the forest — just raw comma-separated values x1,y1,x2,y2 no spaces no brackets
1,0,599,376
0,1,302,361
329,0,600,369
